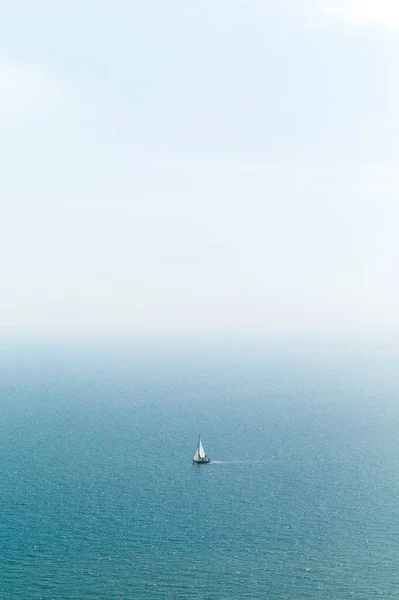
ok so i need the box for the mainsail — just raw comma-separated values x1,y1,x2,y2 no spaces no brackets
192,436,206,461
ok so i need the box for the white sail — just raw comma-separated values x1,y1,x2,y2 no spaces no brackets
192,437,207,461
198,438,206,459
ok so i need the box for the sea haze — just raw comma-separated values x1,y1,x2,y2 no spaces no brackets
0,337,398,599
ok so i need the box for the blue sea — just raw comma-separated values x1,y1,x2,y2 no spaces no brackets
1,337,399,598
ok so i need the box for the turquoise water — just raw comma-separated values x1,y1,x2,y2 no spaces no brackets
1,340,399,598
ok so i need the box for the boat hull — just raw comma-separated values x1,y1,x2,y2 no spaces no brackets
192,458,211,464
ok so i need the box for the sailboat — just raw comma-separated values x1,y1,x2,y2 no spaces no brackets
192,435,211,464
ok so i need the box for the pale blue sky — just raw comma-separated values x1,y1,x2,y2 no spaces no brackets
1,0,399,335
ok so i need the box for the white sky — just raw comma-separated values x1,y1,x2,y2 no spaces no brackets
1,1,399,336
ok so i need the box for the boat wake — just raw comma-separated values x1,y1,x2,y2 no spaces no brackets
211,460,267,465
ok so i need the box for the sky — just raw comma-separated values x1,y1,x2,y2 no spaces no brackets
1,0,399,337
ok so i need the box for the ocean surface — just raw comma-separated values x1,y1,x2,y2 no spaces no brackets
1,338,399,599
